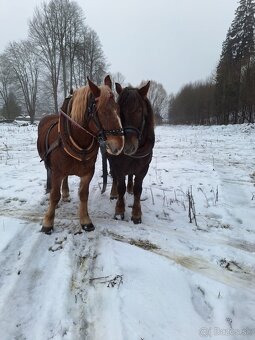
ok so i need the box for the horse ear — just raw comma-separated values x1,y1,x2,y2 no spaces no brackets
115,83,123,95
87,77,101,98
104,75,112,89
139,81,150,97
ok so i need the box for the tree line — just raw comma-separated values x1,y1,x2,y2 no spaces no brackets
2,0,251,126
169,0,255,125
0,0,168,124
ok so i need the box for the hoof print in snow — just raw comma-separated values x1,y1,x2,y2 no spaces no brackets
48,236,67,252
48,245,63,252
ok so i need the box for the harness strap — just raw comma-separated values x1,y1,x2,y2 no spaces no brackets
58,109,98,162
40,121,59,163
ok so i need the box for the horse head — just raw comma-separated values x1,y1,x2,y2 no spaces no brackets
116,81,150,155
89,76,124,155
70,76,124,156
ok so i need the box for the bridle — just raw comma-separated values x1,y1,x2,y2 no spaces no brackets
85,93,124,142
118,90,153,159
118,89,146,142
123,117,146,142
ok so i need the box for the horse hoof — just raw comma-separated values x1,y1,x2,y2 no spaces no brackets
81,223,95,232
114,214,124,220
131,217,141,224
110,195,118,200
40,226,54,234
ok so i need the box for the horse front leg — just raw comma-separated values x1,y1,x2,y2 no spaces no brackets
41,173,63,234
79,173,95,232
131,175,144,224
115,176,126,220
61,176,70,202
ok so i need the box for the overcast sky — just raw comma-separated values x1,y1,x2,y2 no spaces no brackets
0,0,238,94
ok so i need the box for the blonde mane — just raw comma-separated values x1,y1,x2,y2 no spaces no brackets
70,86,90,125
70,84,111,126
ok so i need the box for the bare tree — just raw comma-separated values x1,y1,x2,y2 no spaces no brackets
5,41,40,123
145,80,168,123
29,0,107,111
73,27,107,86
110,72,125,85
49,0,84,95
110,72,126,97
29,1,64,113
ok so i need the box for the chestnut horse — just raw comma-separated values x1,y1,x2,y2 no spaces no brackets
108,81,155,223
37,76,124,233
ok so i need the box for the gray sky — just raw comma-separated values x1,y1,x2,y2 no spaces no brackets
0,0,238,94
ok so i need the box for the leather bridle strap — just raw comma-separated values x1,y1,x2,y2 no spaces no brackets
60,109,96,138
123,112,146,141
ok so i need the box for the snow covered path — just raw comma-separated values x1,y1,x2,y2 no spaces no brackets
0,122,255,340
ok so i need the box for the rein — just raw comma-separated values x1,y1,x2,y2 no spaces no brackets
60,109,95,138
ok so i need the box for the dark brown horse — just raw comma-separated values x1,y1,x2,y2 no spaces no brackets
37,76,124,233
108,81,155,224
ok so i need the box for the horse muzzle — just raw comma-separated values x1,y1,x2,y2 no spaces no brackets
106,136,124,155
123,137,139,156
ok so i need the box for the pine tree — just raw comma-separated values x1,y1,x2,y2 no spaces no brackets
215,0,255,123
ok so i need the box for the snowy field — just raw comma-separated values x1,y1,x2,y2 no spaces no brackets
0,121,255,340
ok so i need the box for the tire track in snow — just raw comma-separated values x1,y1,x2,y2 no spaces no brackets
105,229,255,291
213,160,255,229
0,218,104,340
84,235,125,340
0,223,73,340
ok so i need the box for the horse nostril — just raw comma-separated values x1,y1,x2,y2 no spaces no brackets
124,144,136,155
106,142,121,155
111,147,118,155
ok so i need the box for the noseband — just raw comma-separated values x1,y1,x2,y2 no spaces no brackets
122,111,146,142
86,93,124,142
124,119,145,141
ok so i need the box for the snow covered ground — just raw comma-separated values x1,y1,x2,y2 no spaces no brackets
0,121,255,340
